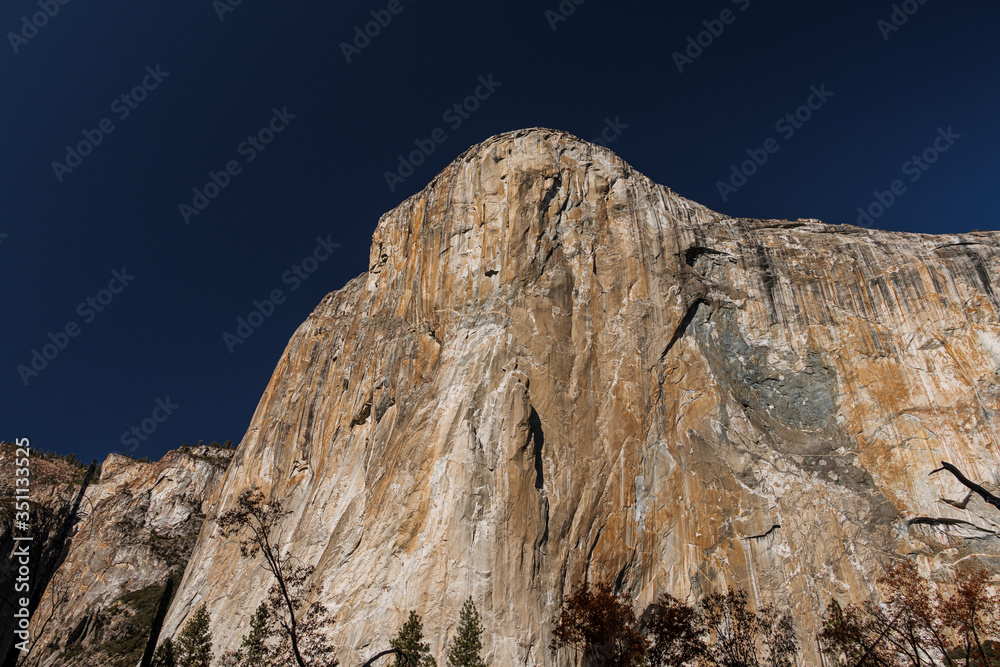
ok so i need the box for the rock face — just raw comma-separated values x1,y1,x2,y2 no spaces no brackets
25,446,233,667
0,446,93,666
161,128,1000,665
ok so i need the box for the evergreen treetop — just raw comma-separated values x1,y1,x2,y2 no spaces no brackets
391,611,437,667
151,638,176,667
176,604,214,667
447,597,486,667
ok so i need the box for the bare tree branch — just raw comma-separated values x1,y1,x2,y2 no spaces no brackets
930,461,1000,512
360,647,409,667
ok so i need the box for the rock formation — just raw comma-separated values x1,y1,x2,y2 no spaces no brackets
38,128,1000,665
0,446,93,665
14,446,233,667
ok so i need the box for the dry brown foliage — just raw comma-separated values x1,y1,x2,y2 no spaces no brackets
820,561,1000,667
550,581,649,666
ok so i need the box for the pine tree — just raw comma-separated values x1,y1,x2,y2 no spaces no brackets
242,602,270,664
151,638,177,667
447,598,486,667
176,604,214,667
219,603,272,667
391,611,437,667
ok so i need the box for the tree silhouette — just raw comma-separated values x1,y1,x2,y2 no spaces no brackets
219,603,270,667
941,567,1000,666
217,488,338,667
241,603,270,664
151,638,176,667
549,581,648,666
702,590,762,667
645,593,707,667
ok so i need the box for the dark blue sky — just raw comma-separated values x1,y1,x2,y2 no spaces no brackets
3,0,998,464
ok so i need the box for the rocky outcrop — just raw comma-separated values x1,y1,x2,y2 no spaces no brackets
0,447,93,666
157,128,1000,665
24,446,233,667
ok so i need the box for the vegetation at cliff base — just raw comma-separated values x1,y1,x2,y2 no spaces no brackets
42,582,172,667
550,581,648,666
549,581,796,667
547,562,999,666
237,603,270,665
151,638,176,667
175,604,213,667
391,611,437,667
216,488,338,667
447,598,487,667
820,561,1000,667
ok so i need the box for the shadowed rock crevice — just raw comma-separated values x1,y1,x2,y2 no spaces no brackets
907,517,997,539
350,400,372,427
935,244,999,305
659,298,708,363
528,407,545,491
745,524,781,540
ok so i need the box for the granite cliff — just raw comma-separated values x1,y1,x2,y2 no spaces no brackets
49,128,1000,665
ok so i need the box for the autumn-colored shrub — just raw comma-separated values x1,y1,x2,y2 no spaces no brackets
820,562,1000,667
